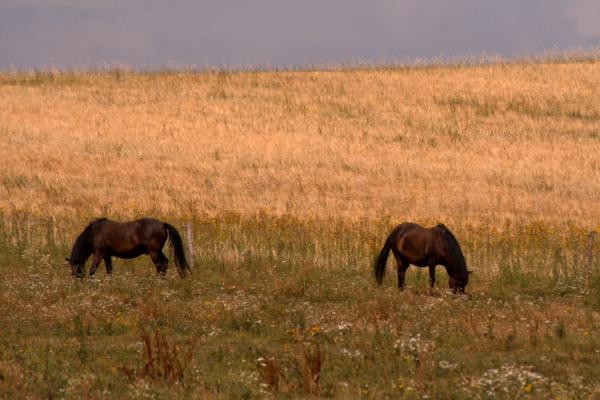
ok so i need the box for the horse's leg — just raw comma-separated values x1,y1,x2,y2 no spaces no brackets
394,253,409,290
399,264,410,290
150,251,168,279
149,251,161,277
104,255,113,276
89,253,103,277
158,252,169,278
428,263,436,289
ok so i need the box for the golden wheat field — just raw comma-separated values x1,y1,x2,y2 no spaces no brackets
1,61,600,398
1,61,599,226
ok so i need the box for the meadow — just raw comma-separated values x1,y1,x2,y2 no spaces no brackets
0,59,599,398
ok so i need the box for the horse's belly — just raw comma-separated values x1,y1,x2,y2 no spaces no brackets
112,247,147,259
398,238,433,267
408,257,429,267
398,244,429,266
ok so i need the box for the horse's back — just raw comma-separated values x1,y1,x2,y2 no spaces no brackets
395,223,434,242
394,223,441,265
130,218,167,246
93,218,166,247
132,217,162,231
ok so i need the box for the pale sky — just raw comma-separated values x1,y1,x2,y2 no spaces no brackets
1,0,600,70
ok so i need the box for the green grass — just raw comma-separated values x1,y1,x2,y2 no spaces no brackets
0,213,599,398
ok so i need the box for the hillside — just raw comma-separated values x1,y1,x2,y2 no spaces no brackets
1,62,599,226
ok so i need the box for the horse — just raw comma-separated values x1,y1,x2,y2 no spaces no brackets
65,218,190,279
374,223,471,294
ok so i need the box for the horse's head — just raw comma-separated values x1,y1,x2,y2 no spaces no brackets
449,270,472,295
65,257,84,279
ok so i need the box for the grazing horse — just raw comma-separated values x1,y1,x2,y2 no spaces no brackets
374,223,471,293
66,218,190,279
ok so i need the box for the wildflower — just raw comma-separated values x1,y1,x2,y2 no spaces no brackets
476,364,545,397
337,322,352,331
438,360,458,370
256,357,267,368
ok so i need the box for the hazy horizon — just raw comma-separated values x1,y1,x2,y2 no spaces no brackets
2,1,600,70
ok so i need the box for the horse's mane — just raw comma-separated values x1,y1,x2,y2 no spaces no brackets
69,218,107,262
435,224,467,274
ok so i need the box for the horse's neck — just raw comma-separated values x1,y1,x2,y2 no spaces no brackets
434,230,451,262
71,240,93,263
446,253,467,277
436,231,465,274
81,246,93,260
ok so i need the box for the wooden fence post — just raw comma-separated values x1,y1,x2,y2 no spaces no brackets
585,231,596,288
184,223,195,269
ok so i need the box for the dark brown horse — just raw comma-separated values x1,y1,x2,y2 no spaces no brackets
66,218,190,279
374,223,471,293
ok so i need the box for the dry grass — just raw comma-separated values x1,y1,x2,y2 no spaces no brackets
1,61,599,226
0,214,599,398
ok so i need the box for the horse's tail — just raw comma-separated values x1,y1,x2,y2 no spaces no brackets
374,228,397,286
164,223,191,278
